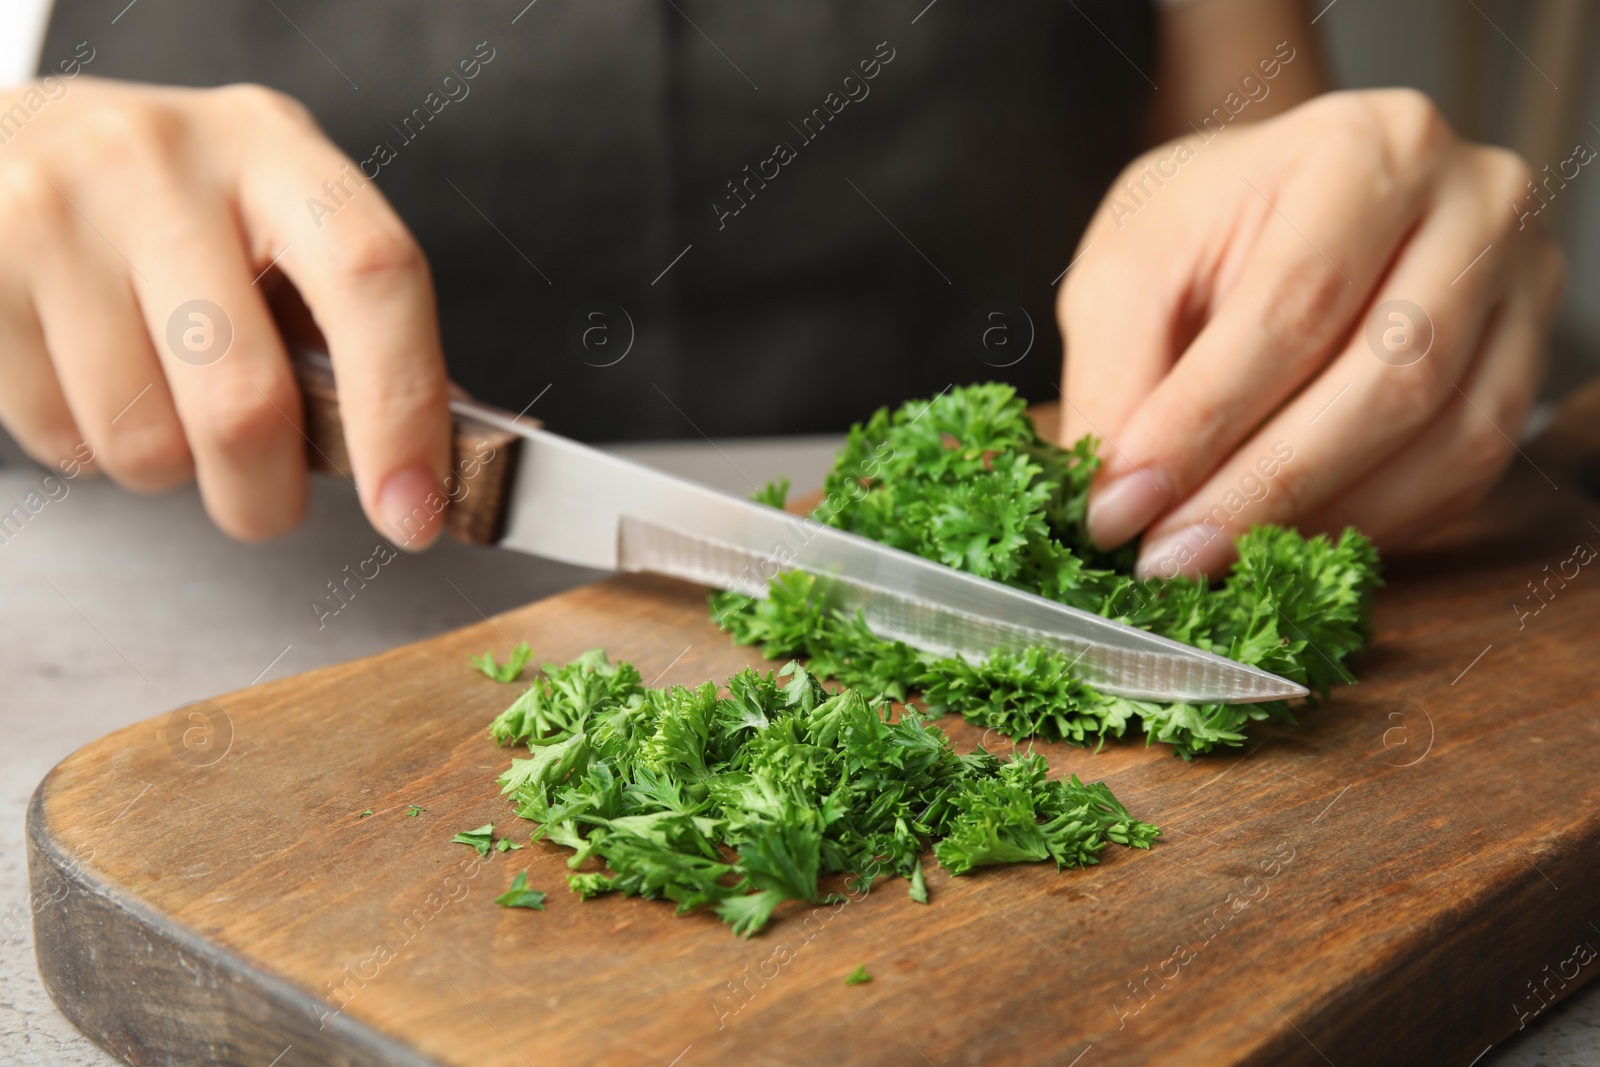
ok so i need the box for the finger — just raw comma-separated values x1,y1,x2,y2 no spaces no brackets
126,217,309,541
1133,148,1531,578
0,280,90,472
1082,93,1447,550
19,168,192,493
1300,258,1558,550
1057,179,1191,451
218,86,451,549
1059,130,1259,482
57,95,315,541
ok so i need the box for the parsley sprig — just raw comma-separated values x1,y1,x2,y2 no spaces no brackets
485,650,1157,937
494,871,547,910
709,383,1381,757
451,823,495,856
472,642,534,684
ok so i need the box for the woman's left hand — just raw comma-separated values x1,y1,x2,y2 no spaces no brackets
1059,89,1566,579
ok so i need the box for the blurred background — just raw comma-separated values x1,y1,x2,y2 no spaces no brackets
1316,0,1600,407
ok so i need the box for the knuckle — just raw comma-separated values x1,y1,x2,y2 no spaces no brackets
1313,89,1378,127
100,416,193,490
1264,461,1309,522
361,364,450,433
1480,147,1537,240
196,377,296,457
1277,470,1310,521
1258,255,1350,355
1377,359,1448,426
1483,146,1535,204
1313,90,1449,190
1375,88,1450,159
217,82,314,128
0,158,67,238
1303,91,1386,147
328,221,427,284
1180,395,1230,454
77,97,185,169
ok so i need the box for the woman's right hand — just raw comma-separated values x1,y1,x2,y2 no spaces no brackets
0,76,452,547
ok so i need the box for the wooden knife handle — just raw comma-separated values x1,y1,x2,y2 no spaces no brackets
292,353,525,547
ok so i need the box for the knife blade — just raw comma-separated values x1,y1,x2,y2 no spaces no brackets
290,350,1304,704
441,394,1307,705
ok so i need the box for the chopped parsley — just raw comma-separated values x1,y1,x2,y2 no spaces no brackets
845,965,872,985
406,805,428,818
494,871,547,910
495,838,524,852
710,383,1381,757
356,809,374,819
473,642,534,684
451,823,495,856
482,650,1156,938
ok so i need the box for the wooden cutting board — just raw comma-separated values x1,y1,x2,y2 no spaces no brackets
29,401,1600,1067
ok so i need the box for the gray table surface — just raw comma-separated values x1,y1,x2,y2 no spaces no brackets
0,431,1591,1066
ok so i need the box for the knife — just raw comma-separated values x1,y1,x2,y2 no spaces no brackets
293,353,1306,704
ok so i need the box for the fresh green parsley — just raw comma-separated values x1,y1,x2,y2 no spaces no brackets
752,477,790,510
483,650,1156,938
451,823,495,856
406,805,428,818
356,809,374,819
473,642,534,684
494,871,547,910
710,383,1381,757
495,838,524,852
845,965,872,985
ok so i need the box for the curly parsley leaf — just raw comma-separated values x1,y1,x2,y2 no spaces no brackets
709,383,1381,757
451,823,494,856
753,478,790,510
478,651,1156,937
494,871,547,910
473,642,534,684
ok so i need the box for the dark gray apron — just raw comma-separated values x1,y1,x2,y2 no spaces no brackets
40,2,1154,440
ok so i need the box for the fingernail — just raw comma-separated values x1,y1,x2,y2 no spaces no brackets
1136,523,1235,581
1087,467,1172,549
378,465,446,551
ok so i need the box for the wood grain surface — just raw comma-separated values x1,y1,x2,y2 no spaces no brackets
28,408,1600,1067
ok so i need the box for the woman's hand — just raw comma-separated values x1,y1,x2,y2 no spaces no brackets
0,77,451,546
1059,89,1565,579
